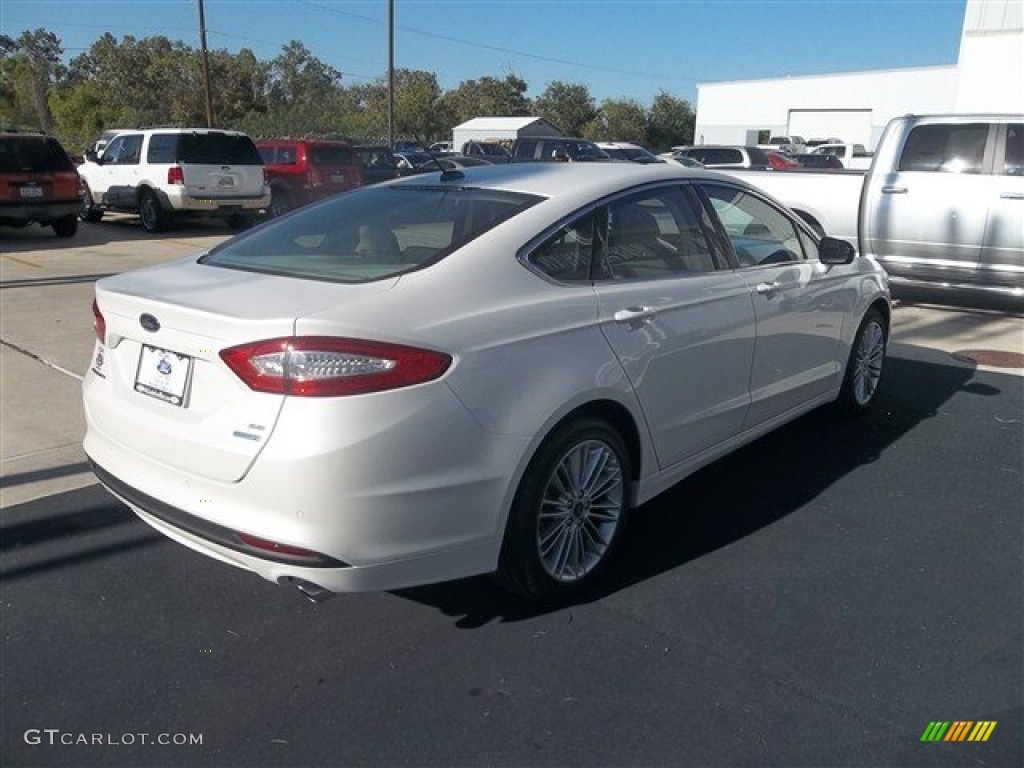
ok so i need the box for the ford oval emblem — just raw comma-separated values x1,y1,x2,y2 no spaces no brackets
139,313,160,333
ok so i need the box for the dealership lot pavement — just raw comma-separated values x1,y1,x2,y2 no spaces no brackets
1,219,1022,767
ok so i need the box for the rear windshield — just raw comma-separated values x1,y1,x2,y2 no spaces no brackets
309,145,357,166
0,137,75,173
161,132,263,165
201,184,543,283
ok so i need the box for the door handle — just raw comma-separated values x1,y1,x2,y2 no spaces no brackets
1000,192,1024,200
881,186,908,194
613,306,657,323
755,281,781,295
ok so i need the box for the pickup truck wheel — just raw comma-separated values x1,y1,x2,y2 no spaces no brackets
79,181,103,223
494,417,631,602
52,215,78,238
837,308,887,415
138,189,167,233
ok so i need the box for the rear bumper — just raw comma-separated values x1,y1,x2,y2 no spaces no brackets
0,199,79,223
165,187,270,214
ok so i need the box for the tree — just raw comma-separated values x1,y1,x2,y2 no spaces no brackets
360,69,447,145
0,29,64,132
645,90,695,152
585,98,647,142
441,74,530,125
533,81,596,137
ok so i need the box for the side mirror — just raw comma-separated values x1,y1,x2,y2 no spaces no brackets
84,149,99,163
819,236,856,265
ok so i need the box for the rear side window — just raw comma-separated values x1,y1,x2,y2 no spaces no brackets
177,133,263,165
1001,124,1023,176
202,185,542,283
513,140,538,158
309,145,357,166
898,123,989,173
147,134,177,164
0,137,74,172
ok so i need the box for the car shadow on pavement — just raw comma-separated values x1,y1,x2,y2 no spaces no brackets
397,347,986,627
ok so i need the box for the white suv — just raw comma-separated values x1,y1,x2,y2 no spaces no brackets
79,128,270,232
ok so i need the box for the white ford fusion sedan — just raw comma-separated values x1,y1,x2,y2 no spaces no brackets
83,162,889,602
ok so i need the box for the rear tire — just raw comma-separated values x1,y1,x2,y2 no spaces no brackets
837,308,887,415
268,186,292,218
495,417,631,602
138,189,167,233
52,214,78,238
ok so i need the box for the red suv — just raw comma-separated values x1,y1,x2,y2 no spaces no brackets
256,139,364,217
0,132,81,237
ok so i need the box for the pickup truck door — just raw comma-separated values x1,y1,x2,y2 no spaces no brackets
863,122,993,283
699,183,849,427
981,122,1024,291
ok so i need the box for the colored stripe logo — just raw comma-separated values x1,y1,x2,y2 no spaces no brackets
921,721,997,742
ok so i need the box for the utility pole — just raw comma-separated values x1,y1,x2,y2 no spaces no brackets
387,0,394,148
198,0,215,127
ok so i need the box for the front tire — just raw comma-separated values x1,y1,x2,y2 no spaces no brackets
837,308,887,415
138,189,167,233
79,181,103,223
495,418,631,602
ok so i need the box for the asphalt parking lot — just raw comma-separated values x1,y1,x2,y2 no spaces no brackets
1,218,1022,767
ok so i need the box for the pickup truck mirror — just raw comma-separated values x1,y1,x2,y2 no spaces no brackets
84,149,99,163
819,236,856,265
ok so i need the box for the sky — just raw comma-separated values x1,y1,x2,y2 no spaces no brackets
1,0,969,106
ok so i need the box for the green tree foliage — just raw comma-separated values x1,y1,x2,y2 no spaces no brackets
646,90,695,152
441,74,530,125
584,98,648,142
533,80,597,137
0,29,64,132
20,27,698,154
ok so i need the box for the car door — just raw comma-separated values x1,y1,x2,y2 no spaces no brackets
100,132,143,208
699,182,851,428
589,185,757,469
863,121,993,283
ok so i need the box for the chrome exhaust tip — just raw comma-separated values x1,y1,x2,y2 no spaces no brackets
278,576,335,603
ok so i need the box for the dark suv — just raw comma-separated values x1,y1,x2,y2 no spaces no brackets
509,137,611,163
0,132,80,238
353,145,403,185
256,139,365,217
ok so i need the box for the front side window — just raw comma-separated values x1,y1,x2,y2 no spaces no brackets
701,184,804,267
105,134,142,165
898,123,989,174
202,185,542,283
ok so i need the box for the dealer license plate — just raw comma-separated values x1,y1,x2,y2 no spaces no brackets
134,344,193,406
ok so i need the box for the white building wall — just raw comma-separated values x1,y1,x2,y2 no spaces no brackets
955,0,1024,111
695,68,958,150
694,0,1022,152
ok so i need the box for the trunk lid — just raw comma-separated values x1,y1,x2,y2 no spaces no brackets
90,258,396,482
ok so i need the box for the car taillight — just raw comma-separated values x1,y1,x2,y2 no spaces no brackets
92,299,106,343
220,337,451,396
167,166,184,185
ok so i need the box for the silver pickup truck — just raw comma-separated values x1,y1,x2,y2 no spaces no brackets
720,114,1024,297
